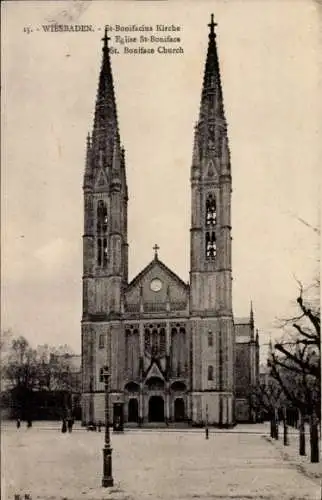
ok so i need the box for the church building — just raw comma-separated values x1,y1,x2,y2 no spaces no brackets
81,16,258,427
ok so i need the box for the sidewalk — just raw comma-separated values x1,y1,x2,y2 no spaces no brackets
1,420,270,434
262,422,321,483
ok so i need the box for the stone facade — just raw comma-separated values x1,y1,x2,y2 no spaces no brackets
81,18,258,427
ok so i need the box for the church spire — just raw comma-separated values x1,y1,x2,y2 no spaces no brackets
92,26,119,170
199,14,225,121
250,301,254,326
250,301,255,340
197,14,227,163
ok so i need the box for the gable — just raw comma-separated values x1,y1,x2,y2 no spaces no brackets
202,158,219,181
144,361,165,382
94,167,108,189
125,258,189,311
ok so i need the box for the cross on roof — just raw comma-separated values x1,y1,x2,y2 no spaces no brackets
102,26,111,49
208,13,217,37
153,244,160,259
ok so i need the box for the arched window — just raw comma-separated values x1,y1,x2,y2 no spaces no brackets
151,329,158,356
208,365,214,381
103,238,108,267
97,200,108,234
96,200,108,268
103,210,108,233
99,333,105,349
206,232,216,260
144,329,150,353
208,331,213,347
160,328,166,356
206,194,216,226
97,238,102,266
170,326,186,377
125,328,139,377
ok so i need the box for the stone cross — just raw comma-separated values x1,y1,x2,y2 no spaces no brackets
153,244,159,258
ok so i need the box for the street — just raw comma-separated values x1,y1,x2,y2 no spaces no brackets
1,422,320,500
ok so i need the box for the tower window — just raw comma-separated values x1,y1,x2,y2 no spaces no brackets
96,200,108,268
97,200,108,234
99,333,105,349
103,238,108,267
208,331,213,347
206,232,216,260
206,194,216,226
208,365,214,381
103,213,108,233
97,238,102,266
99,367,104,383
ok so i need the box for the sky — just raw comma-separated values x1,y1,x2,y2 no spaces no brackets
1,0,321,361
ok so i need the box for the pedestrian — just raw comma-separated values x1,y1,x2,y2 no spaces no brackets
61,418,67,433
16,418,21,429
66,408,74,433
26,419,32,428
67,416,74,433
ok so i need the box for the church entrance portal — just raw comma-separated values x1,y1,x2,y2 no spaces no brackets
148,396,164,422
174,398,185,422
128,398,139,423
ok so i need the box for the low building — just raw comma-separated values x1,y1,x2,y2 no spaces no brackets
234,305,260,422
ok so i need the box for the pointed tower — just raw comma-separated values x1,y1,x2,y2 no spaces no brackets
190,15,235,427
81,29,128,425
250,301,255,340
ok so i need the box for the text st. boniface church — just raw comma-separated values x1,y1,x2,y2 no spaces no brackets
81,16,259,427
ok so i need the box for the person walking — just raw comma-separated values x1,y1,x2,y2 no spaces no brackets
67,415,74,433
16,418,21,429
61,417,67,433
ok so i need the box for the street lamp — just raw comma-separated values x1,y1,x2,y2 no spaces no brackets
102,365,113,487
205,403,209,440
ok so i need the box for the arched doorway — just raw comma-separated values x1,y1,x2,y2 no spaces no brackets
148,396,164,422
128,398,139,423
174,398,185,422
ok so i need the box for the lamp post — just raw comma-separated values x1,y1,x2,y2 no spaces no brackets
205,403,209,440
102,365,113,487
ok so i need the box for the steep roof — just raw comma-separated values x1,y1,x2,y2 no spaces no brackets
127,255,189,292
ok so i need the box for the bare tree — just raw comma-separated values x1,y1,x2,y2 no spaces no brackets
251,379,282,440
269,283,320,462
2,335,80,420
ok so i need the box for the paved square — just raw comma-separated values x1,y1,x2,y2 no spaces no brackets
1,423,320,500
